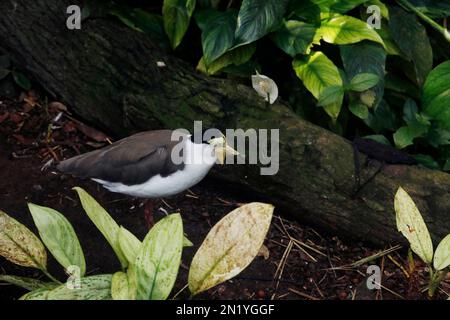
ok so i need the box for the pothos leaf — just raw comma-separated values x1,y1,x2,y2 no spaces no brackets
317,15,385,47
293,51,343,120
197,43,256,75
201,10,237,64
111,271,132,300
188,203,274,295
394,187,434,264
422,61,450,131
433,234,450,271
234,0,288,46
118,226,141,265
134,214,183,300
272,20,317,56
348,73,380,92
0,275,57,291
389,6,433,86
73,187,127,269
28,203,86,276
317,85,344,107
0,210,47,270
20,275,113,300
349,101,369,119
394,125,427,149
340,41,386,108
163,0,196,49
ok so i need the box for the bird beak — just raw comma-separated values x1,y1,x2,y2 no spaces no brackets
208,136,239,165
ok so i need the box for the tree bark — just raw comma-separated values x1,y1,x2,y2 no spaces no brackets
1,0,449,246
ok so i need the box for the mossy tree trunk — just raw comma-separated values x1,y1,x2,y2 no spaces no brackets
1,0,449,246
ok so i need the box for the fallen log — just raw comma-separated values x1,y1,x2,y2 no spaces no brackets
1,0,449,246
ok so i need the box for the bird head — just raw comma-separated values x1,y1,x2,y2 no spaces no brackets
207,136,239,165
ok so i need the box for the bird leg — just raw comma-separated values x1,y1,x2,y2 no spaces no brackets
144,199,155,229
351,142,385,198
352,142,362,196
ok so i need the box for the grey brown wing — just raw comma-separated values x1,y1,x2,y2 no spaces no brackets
57,131,184,185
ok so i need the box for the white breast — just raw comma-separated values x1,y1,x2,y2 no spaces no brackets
92,140,216,198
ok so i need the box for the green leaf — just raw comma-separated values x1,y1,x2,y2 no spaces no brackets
317,15,384,46
349,101,369,119
110,8,168,47
111,271,131,300
422,61,450,130
188,203,274,295
194,8,223,30
0,275,57,291
313,0,370,13
118,226,142,265
73,187,127,269
12,71,31,90
427,126,450,148
434,234,450,270
0,210,47,270
389,6,433,86
394,126,421,149
110,8,144,32
293,51,343,119
348,73,380,92
163,0,196,49
222,60,261,78
363,135,391,146
28,203,85,276
54,275,112,300
234,0,288,46
341,42,386,108
20,275,113,300
288,0,321,21
317,85,344,107
197,43,255,75
272,20,317,56
413,154,440,170
20,288,51,300
376,22,401,56
197,0,221,9
134,214,183,300
47,275,112,300
364,100,397,132
394,187,434,264
201,10,237,64
126,263,138,300
399,100,431,148
183,235,193,247
403,99,419,124
385,73,419,99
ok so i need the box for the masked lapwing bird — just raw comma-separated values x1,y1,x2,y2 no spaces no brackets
57,129,238,227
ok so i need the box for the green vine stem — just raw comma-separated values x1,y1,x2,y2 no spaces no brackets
397,0,450,42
